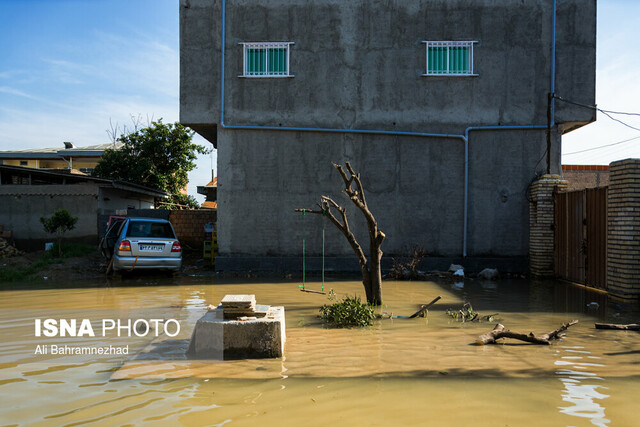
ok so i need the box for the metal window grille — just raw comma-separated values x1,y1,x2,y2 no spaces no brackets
242,42,292,77
423,41,477,76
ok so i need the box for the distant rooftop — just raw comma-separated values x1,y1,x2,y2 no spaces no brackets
562,165,610,172
201,201,218,210
0,142,122,159
0,164,168,199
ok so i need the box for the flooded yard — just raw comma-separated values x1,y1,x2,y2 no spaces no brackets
1,276,639,426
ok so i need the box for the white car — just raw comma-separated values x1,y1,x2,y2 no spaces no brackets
101,218,182,273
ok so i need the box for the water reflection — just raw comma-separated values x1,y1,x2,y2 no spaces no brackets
556,345,610,426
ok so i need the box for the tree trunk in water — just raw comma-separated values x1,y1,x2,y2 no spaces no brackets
362,270,373,304
369,245,383,305
296,162,385,306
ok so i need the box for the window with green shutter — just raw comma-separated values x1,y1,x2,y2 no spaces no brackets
423,41,477,76
242,42,293,78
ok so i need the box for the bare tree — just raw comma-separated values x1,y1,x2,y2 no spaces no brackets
105,114,152,145
296,162,385,305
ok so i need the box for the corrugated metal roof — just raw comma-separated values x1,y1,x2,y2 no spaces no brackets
0,165,168,198
0,142,122,158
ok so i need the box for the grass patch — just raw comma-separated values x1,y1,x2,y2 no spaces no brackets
0,242,97,283
0,257,61,283
49,242,97,259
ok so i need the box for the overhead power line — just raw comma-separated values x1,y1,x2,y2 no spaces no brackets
554,96,640,117
563,135,640,156
554,95,640,132
556,95,640,156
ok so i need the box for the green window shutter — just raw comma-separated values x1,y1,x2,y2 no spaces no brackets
267,47,287,75
450,46,469,74
428,46,447,74
246,48,267,76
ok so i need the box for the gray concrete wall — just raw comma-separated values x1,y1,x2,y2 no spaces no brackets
181,0,596,134
217,128,558,258
0,184,99,249
180,0,596,264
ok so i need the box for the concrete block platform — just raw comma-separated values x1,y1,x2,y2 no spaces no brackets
187,304,285,360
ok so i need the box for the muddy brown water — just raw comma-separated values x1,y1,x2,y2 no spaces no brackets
1,276,639,426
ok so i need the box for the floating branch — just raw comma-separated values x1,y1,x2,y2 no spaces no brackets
409,296,442,318
476,320,579,345
595,323,640,331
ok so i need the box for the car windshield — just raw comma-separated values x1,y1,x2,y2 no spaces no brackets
125,221,176,239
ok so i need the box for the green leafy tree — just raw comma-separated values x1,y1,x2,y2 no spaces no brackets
40,209,78,257
93,120,209,207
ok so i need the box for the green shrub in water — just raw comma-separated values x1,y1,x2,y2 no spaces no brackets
319,292,375,328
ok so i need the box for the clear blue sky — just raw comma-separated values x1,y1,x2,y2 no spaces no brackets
0,0,638,199
0,0,216,200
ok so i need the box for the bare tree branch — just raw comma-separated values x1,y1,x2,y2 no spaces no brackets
476,320,579,345
295,162,385,304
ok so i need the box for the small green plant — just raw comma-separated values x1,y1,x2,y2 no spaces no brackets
40,209,78,257
446,302,498,323
319,292,375,328
446,302,477,322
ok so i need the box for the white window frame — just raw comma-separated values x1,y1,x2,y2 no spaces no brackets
240,42,294,78
422,41,478,77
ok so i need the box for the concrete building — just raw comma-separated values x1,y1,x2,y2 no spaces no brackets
180,0,596,271
0,142,122,175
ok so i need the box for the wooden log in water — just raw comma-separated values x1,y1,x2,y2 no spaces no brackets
476,320,579,345
595,323,640,331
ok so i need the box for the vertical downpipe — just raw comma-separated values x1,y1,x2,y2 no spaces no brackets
220,0,226,126
463,134,469,257
551,0,557,126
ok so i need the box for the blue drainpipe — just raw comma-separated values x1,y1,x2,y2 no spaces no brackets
217,0,558,258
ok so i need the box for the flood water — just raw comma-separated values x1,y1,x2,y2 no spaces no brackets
1,276,639,426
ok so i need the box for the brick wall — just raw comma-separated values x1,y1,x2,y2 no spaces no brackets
529,175,568,277
562,165,610,191
168,210,217,250
607,159,640,300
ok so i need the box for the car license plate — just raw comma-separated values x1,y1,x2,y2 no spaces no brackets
139,244,163,252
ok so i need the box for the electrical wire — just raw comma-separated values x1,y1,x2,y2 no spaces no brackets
563,135,640,155
555,95,640,132
554,96,640,117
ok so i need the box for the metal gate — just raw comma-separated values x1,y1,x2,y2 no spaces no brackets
554,187,607,289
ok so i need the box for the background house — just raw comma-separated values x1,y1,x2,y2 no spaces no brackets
562,165,610,191
0,165,167,250
0,142,121,175
180,0,596,271
197,175,217,210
